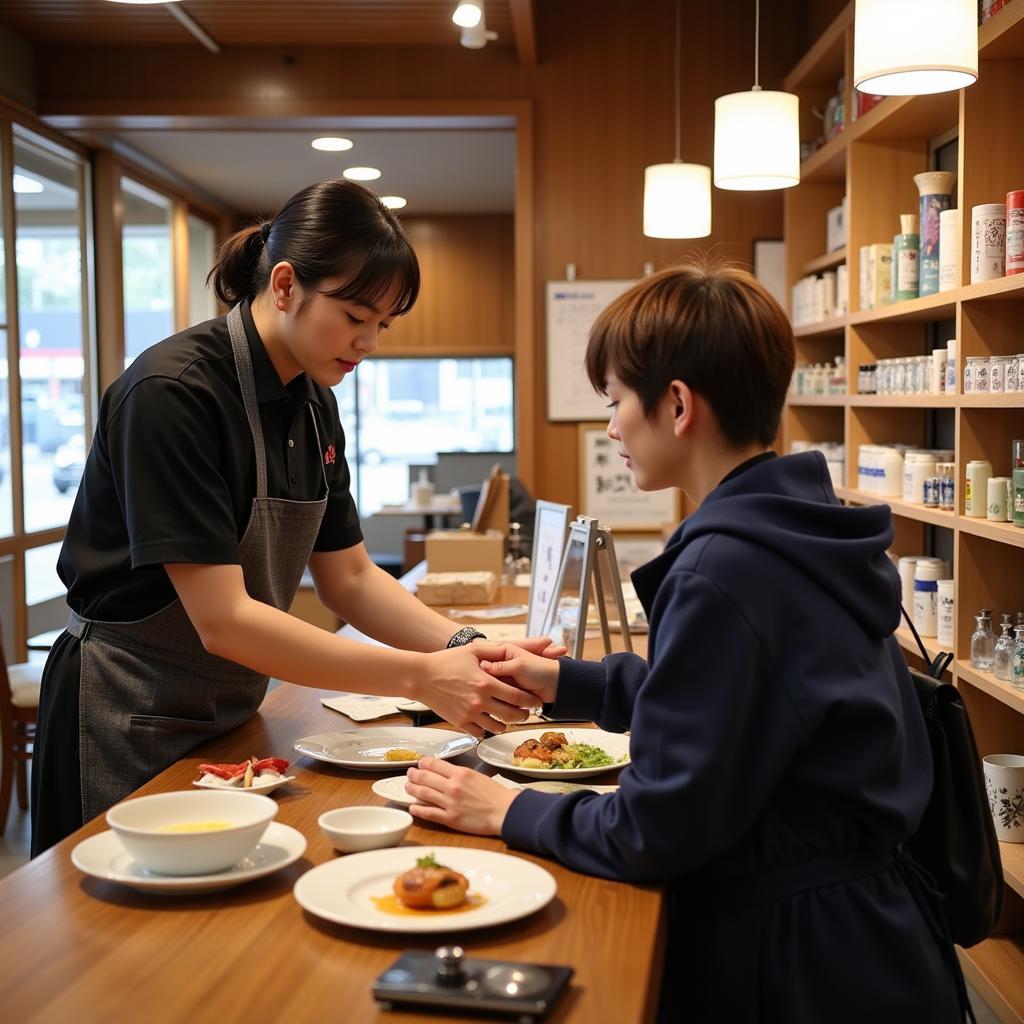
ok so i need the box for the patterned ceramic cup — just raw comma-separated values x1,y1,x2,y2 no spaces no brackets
984,754,1024,843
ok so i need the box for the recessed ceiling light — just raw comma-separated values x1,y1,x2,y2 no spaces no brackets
13,173,44,194
380,196,407,210
453,3,483,28
343,167,382,182
311,137,353,152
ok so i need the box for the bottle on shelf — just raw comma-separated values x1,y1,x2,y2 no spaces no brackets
994,615,1015,682
970,609,997,671
1013,625,1024,692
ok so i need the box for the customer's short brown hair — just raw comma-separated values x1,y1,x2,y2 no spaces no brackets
585,256,795,447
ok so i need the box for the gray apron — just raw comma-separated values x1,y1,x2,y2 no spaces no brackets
69,304,329,822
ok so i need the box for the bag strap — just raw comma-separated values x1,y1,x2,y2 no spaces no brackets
900,605,955,680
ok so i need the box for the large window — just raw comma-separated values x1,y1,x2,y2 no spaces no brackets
187,212,218,327
333,357,515,516
121,176,174,366
14,130,90,535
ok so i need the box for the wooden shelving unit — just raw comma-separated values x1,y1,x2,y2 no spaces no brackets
785,4,1024,1019
802,247,846,275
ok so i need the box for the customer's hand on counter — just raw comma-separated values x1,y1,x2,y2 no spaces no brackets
405,756,520,836
471,642,561,706
416,646,536,738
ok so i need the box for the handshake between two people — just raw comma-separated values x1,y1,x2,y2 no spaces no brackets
421,637,565,738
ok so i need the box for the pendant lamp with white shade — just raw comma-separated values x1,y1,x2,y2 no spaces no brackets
713,0,800,192
643,0,712,239
854,0,977,96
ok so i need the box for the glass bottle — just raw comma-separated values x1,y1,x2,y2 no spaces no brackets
970,609,996,670
994,616,1015,681
503,522,524,585
1013,625,1024,691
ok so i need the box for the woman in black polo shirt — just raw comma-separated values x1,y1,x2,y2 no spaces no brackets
31,178,552,855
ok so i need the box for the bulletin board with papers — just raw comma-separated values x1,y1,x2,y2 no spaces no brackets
546,279,636,421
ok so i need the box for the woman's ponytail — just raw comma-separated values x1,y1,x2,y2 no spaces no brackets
207,222,270,307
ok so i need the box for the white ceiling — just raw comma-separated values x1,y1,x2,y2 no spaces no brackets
107,129,517,216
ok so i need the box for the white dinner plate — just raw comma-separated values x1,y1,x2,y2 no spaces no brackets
371,774,417,806
293,846,556,933
476,728,630,779
192,774,296,796
71,822,307,895
293,728,476,771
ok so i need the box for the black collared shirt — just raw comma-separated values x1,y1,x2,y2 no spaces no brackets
58,299,362,620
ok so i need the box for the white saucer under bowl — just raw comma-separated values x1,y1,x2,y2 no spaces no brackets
71,821,307,895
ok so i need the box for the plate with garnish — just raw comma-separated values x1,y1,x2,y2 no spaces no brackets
293,727,476,771
476,728,630,779
293,847,556,933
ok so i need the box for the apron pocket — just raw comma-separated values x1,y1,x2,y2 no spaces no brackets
128,713,221,734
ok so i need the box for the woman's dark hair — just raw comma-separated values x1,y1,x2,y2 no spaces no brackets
208,178,420,316
585,254,795,448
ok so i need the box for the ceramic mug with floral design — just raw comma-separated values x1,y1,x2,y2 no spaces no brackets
984,754,1024,843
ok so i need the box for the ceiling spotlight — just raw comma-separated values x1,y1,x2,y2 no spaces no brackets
452,3,482,28
343,167,382,182
311,137,353,152
380,196,407,210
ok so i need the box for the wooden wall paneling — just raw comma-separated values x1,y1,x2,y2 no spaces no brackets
386,214,514,355
960,60,1024,285
960,294,1024,361
513,100,535,492
29,0,808,512
784,182,846,296
847,138,928,313
956,532,1024,656
960,673,1024,759
847,321,929,384
958,406,1023,503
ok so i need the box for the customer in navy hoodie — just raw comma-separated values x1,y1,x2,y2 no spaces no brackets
406,259,965,1023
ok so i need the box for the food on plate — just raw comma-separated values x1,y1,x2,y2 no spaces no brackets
196,755,290,788
384,748,420,762
392,853,470,910
512,731,620,770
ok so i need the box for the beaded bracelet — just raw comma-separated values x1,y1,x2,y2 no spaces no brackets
446,626,488,648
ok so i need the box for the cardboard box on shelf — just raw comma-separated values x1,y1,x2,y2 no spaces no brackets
425,529,505,576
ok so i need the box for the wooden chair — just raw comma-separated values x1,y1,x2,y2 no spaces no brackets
0,639,42,835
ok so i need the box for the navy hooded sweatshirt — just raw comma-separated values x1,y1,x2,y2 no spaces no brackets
502,451,962,1023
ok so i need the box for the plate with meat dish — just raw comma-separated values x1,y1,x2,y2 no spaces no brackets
476,728,630,779
293,846,556,933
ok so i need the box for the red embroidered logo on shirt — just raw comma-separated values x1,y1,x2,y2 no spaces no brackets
324,444,336,465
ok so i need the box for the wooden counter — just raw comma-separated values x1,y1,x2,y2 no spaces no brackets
0,603,660,1023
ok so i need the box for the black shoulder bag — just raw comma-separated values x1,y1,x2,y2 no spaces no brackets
900,608,1004,949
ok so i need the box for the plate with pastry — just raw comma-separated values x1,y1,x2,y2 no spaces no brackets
293,727,477,770
476,728,630,779
293,846,556,933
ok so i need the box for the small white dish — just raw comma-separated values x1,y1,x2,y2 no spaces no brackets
293,846,557,933
371,775,417,807
476,728,630,780
318,806,413,853
71,822,306,895
192,774,296,797
106,790,278,875
294,727,476,771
